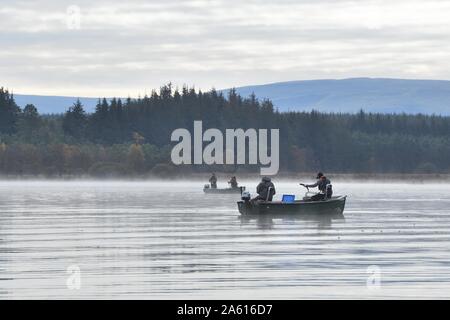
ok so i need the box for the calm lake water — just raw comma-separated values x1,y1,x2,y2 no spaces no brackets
1,180,450,299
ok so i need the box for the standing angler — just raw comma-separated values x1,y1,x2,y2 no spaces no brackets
209,173,217,189
301,172,332,201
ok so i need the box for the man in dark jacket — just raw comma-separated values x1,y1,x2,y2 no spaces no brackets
252,176,276,202
209,173,217,189
228,176,238,189
301,172,332,201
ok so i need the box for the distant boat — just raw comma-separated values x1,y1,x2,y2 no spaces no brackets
203,185,245,194
237,194,347,215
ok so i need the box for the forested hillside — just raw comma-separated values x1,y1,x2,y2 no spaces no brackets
1,85,450,177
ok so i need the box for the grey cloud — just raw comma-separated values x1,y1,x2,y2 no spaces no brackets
1,0,450,96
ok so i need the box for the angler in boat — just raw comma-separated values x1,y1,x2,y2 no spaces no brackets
300,172,332,201
251,176,276,203
209,173,217,189
204,175,246,194
228,176,238,189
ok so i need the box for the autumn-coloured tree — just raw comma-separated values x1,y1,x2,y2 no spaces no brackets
127,144,145,173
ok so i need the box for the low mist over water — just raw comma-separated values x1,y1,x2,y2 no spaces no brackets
1,180,450,299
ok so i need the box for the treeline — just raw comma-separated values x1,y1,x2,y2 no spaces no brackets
1,85,450,177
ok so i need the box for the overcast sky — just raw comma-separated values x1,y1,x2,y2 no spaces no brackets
1,0,450,97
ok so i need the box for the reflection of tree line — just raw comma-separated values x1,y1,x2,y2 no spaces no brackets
1,85,450,176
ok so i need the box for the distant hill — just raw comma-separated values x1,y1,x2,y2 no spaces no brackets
11,78,450,115
227,78,450,115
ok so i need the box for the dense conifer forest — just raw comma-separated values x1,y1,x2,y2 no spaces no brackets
1,85,449,177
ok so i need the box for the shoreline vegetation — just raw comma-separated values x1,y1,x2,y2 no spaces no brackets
2,85,450,178
1,173,450,182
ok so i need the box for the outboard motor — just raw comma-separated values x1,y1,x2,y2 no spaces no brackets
325,184,333,199
241,191,251,202
204,184,210,189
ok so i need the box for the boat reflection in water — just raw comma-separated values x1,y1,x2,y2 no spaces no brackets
238,211,345,230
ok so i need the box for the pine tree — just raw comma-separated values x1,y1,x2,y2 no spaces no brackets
0,87,21,134
62,99,87,140
18,104,41,140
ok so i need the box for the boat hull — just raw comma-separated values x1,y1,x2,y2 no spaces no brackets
237,196,347,215
204,187,245,194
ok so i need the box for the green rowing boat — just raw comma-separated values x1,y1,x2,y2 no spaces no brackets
237,195,347,215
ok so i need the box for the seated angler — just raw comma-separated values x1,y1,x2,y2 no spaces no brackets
252,176,276,203
228,176,238,189
301,172,332,201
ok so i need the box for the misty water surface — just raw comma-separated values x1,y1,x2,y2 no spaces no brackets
0,180,450,299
